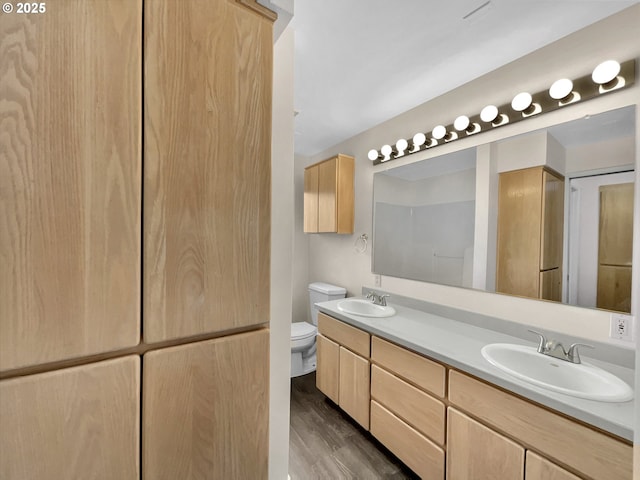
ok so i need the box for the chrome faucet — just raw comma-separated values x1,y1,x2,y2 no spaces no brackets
366,291,390,306
528,330,594,364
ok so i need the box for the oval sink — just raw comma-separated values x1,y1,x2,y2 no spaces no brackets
337,299,396,318
481,343,633,402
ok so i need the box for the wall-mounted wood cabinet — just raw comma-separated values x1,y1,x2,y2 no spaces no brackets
304,154,355,234
0,0,273,477
496,166,564,301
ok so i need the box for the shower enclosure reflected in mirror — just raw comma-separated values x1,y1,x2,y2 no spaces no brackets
372,105,635,313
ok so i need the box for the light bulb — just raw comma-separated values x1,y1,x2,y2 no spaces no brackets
368,149,379,161
480,105,499,123
380,144,392,159
592,60,620,85
549,78,573,100
454,115,470,131
511,92,532,112
412,132,426,149
396,138,408,153
432,125,446,140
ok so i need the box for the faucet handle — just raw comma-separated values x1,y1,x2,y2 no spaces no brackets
566,343,594,364
528,330,548,353
366,291,375,299
379,294,390,306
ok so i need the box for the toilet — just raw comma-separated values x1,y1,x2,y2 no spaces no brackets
290,282,346,377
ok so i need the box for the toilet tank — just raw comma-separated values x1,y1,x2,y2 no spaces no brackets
308,282,346,326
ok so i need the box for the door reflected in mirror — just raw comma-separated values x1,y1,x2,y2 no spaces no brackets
373,105,635,313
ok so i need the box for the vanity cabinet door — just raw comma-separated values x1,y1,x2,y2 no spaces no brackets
447,408,524,480
316,334,340,404
525,451,582,480
339,347,370,430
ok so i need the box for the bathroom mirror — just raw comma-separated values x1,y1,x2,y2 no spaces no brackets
373,105,635,313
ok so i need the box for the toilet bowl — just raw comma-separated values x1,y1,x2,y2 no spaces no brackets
290,282,346,378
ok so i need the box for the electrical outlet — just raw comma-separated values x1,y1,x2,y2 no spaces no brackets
609,313,634,342
374,274,381,287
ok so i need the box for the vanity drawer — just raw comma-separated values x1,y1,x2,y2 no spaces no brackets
448,370,632,480
370,400,444,480
317,313,370,357
371,336,445,397
371,365,445,445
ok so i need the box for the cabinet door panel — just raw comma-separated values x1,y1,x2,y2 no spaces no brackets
318,158,338,232
598,183,634,266
540,170,564,270
339,347,370,430
597,264,632,313
447,408,524,480
316,334,340,403
540,268,561,302
143,329,269,480
144,0,272,342
303,166,319,232
0,0,141,371
526,451,582,480
0,356,140,480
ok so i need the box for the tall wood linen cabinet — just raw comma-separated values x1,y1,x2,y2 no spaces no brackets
0,1,273,479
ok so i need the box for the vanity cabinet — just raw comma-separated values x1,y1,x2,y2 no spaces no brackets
525,451,582,480
316,313,370,429
304,154,355,234
496,166,564,301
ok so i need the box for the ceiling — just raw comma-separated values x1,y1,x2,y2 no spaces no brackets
290,0,637,157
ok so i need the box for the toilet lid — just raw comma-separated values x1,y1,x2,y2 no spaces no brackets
291,322,317,340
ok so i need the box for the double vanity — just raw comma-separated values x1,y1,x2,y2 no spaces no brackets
315,295,634,480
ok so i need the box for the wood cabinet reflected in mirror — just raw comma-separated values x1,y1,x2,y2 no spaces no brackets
372,105,635,313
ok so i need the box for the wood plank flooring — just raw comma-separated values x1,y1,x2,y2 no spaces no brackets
289,372,418,479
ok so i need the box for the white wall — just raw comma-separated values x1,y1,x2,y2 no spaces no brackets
270,26,294,480
296,5,639,345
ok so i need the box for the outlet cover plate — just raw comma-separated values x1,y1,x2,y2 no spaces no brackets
610,313,634,342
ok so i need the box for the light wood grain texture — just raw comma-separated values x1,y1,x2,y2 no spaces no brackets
335,155,355,234
525,451,582,480
144,0,272,342
316,333,340,404
235,0,277,21
597,264,632,313
0,0,141,371
370,400,445,480
0,356,140,480
318,313,370,357
540,268,561,302
303,165,319,232
598,183,634,266
496,167,543,298
339,346,370,430
371,336,446,397
142,329,269,480
371,365,445,445
448,370,632,480
540,170,564,270
318,157,338,232
447,407,524,480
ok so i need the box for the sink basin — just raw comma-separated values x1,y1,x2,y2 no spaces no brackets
337,299,396,318
481,343,633,402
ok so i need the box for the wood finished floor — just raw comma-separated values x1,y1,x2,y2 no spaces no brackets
289,372,419,480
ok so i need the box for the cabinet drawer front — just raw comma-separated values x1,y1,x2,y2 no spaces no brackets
339,347,370,430
371,336,445,397
448,370,632,480
318,313,370,357
526,451,582,480
370,400,444,480
371,365,445,445
447,408,524,480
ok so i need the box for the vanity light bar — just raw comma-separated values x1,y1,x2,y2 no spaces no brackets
368,59,635,165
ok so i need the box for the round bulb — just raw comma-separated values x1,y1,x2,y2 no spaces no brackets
432,125,446,140
454,115,470,131
511,92,532,112
549,78,573,100
592,60,620,85
413,132,426,147
368,149,379,161
381,144,392,157
480,105,499,123
396,138,408,151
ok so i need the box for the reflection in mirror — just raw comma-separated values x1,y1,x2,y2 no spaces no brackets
372,106,635,313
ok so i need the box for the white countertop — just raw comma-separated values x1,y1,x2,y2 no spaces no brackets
316,298,634,441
